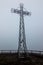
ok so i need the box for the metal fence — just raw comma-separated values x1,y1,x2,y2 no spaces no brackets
0,50,43,55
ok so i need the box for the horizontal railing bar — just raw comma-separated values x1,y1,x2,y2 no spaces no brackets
0,50,43,55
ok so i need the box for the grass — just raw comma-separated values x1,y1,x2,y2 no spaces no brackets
0,53,43,65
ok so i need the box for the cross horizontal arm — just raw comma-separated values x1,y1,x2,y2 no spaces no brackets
11,8,31,16
11,8,20,14
23,11,31,16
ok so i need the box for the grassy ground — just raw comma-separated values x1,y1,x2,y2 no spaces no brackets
0,53,43,65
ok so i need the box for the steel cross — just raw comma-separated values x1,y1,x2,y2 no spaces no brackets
11,3,31,58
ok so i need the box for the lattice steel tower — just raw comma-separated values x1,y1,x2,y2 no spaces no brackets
11,3,31,58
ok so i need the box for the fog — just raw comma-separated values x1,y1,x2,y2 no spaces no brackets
0,0,43,51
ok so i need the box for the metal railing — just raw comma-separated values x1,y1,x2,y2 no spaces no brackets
0,50,17,53
27,50,43,55
0,50,43,55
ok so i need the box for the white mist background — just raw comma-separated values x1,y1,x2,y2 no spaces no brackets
0,0,43,50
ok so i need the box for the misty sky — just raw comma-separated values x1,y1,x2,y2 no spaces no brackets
0,0,43,51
